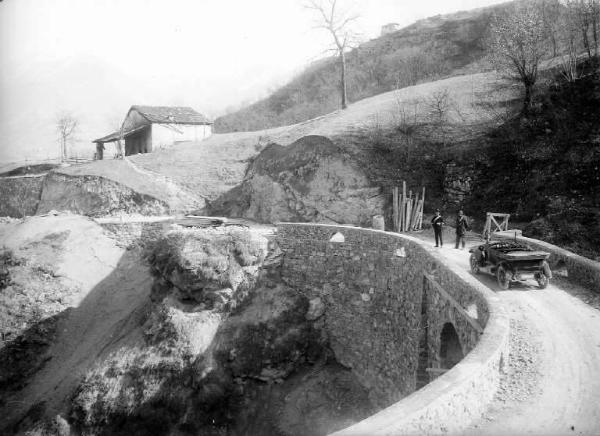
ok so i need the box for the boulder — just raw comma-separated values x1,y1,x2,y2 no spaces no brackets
208,135,385,226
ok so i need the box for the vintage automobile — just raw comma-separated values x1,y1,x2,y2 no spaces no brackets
469,240,552,290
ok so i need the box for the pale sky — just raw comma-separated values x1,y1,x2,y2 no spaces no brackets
0,0,506,162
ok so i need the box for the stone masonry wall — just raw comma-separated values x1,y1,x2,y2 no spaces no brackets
276,223,489,409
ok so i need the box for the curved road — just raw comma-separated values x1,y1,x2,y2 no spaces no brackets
435,244,600,436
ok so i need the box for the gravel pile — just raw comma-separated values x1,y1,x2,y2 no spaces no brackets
494,318,542,404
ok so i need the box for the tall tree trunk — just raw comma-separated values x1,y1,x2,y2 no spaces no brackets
340,51,348,110
523,83,532,115
61,138,66,162
593,18,599,57
583,27,592,58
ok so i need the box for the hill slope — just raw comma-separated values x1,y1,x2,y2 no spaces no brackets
214,2,513,133
18,69,516,219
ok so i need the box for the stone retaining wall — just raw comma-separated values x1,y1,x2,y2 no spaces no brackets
496,231,600,292
276,223,509,435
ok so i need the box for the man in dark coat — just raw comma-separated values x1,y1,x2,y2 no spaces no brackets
455,209,470,249
431,209,444,247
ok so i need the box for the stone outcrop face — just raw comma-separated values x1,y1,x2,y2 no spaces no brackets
147,227,269,311
444,162,475,205
208,135,385,226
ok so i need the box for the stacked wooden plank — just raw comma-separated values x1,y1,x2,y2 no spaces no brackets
392,182,425,232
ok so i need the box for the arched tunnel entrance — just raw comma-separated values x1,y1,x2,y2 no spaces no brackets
440,322,464,370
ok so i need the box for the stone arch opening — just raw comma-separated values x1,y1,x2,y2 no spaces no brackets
439,322,464,370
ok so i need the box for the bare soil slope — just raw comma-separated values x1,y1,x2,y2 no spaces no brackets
0,214,152,431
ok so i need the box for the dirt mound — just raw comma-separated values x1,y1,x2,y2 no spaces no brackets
208,135,385,225
36,172,170,217
0,176,45,218
0,164,59,177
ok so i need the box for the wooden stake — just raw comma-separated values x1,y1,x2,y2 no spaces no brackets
393,187,399,232
398,188,402,231
410,192,420,229
400,181,406,232
415,199,423,230
406,198,412,232
419,187,426,230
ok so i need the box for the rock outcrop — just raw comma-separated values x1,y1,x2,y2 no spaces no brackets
444,162,477,206
67,226,373,436
208,135,385,226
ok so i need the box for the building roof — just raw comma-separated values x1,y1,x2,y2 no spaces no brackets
92,125,148,144
132,105,212,125
93,131,121,144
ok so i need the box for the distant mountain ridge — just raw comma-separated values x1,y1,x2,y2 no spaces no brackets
214,1,513,133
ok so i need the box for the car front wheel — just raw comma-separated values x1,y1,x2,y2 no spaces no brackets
470,253,480,275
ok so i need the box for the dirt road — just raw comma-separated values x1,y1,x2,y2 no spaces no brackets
432,243,600,436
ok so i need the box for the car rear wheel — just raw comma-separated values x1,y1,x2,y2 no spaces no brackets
497,265,510,290
470,253,480,274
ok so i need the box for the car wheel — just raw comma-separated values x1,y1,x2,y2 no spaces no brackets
470,253,480,274
497,265,510,290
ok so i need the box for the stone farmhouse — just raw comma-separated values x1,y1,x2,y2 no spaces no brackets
93,105,213,158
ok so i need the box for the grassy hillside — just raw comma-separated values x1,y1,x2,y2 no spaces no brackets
127,70,517,206
214,2,512,133
40,68,517,217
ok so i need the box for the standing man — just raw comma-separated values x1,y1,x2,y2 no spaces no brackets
455,209,470,249
431,209,444,247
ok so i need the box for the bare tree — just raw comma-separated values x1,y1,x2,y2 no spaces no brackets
539,0,562,57
56,112,78,162
305,0,359,109
427,89,452,126
560,2,584,81
488,2,548,114
565,0,600,59
591,0,600,57
394,97,421,149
